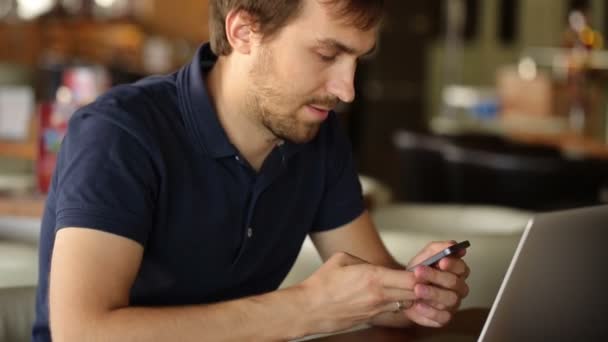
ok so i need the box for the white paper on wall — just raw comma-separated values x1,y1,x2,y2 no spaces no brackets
0,86,35,141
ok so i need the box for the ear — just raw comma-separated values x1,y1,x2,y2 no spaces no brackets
225,9,260,55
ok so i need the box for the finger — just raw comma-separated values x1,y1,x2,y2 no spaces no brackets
416,241,457,262
456,248,467,257
414,284,460,309
415,266,468,296
373,267,417,290
379,298,415,314
417,297,462,312
407,302,452,328
437,257,470,278
451,244,467,258
379,287,417,305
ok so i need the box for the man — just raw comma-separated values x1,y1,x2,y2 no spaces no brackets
34,0,470,340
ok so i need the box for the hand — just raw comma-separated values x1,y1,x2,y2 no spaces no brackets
298,252,417,334
404,241,471,328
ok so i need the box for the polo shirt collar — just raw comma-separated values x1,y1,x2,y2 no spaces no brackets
178,44,236,158
178,43,306,160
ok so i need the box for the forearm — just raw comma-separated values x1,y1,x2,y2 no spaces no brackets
53,286,312,342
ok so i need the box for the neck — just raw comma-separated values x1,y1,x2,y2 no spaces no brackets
205,56,280,171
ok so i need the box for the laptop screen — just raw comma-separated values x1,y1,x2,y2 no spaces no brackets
478,205,608,341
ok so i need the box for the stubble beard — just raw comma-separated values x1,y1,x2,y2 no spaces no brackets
248,48,322,144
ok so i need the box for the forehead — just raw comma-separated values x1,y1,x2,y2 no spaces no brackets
279,0,378,53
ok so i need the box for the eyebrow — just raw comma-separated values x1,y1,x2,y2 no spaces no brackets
316,38,377,57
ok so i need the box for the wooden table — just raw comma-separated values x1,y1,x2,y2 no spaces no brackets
312,308,489,341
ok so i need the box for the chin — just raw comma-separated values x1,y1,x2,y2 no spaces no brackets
283,129,319,144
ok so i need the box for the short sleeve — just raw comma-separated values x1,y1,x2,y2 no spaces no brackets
53,111,158,246
311,115,365,232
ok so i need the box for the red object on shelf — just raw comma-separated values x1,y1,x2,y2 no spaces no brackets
37,102,57,194
36,66,109,193
37,101,76,193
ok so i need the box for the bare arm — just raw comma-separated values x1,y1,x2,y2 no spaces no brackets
49,227,310,341
50,226,420,341
310,210,402,268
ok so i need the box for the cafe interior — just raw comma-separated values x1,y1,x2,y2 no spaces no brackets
1,0,607,340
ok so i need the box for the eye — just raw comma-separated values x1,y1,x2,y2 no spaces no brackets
318,53,337,62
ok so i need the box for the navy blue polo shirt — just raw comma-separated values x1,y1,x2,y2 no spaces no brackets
32,44,364,341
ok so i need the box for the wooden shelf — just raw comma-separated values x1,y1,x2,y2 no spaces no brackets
0,114,38,161
0,195,45,218
0,140,36,160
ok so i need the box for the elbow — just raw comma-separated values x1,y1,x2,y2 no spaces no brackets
50,316,89,342
50,309,105,342
50,327,81,341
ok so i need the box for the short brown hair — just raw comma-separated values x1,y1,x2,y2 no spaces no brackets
209,0,385,56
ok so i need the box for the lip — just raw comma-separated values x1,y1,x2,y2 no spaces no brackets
306,105,330,120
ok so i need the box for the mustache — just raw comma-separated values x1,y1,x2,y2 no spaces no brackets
306,96,340,109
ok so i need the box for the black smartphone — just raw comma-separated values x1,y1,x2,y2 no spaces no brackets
407,240,470,271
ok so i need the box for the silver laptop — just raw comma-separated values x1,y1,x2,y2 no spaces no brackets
478,205,608,341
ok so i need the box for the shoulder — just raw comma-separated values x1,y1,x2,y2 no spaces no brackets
68,73,180,150
96,73,179,113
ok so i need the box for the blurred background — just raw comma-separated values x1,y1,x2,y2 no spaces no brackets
1,0,608,211
2,1,608,339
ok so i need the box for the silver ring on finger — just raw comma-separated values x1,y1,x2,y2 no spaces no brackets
393,300,409,313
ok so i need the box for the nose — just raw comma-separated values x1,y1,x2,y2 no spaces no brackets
326,62,356,103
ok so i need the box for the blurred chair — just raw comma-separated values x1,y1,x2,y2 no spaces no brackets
394,130,608,211
392,131,449,203
442,134,564,210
